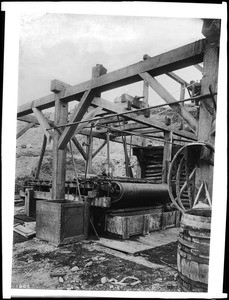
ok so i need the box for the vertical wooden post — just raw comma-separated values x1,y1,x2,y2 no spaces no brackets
142,77,149,147
195,20,220,198
86,135,93,174
52,97,68,200
162,131,173,183
86,64,107,173
180,83,185,106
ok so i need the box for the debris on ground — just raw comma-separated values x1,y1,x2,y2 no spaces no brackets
11,237,181,291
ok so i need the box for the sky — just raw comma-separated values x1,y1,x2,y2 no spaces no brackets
18,14,204,109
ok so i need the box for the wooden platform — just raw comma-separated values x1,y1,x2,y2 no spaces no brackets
98,227,180,255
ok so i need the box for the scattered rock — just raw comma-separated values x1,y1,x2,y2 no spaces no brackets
101,277,108,284
27,259,34,263
92,256,99,261
50,271,67,278
174,273,179,280
59,277,64,283
71,266,80,272
98,257,106,261
44,263,51,269
84,261,92,267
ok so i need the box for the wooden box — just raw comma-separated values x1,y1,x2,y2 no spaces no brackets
105,207,180,239
36,200,89,246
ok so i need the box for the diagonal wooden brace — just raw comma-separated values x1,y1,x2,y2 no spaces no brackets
16,122,36,139
58,89,97,150
139,72,198,134
32,107,54,140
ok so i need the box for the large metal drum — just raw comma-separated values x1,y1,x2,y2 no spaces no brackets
177,209,211,292
109,182,169,208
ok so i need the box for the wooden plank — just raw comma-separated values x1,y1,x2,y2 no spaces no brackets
34,191,81,201
135,227,179,247
16,122,35,139
58,89,97,150
140,72,198,134
98,237,153,254
32,107,54,139
13,224,36,238
17,39,206,117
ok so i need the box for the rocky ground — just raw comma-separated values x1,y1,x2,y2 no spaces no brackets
11,203,181,294
12,237,180,292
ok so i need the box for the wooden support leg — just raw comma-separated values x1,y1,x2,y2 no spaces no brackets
86,64,107,173
162,131,173,183
142,78,149,146
195,44,218,198
52,98,68,199
87,136,93,174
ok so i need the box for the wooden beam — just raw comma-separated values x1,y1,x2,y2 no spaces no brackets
139,72,198,134
194,64,203,73
17,39,206,117
50,79,71,93
58,89,97,149
162,131,173,183
195,42,218,198
51,99,68,200
32,107,54,139
92,140,107,158
35,135,47,180
16,122,35,139
18,115,50,125
71,138,87,161
166,72,189,86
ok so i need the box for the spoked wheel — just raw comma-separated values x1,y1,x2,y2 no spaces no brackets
168,142,214,213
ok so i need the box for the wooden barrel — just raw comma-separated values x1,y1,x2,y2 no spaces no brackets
177,209,211,292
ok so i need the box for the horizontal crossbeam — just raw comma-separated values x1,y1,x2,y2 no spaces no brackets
17,39,206,117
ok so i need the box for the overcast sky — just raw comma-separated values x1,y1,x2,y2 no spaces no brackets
18,14,204,108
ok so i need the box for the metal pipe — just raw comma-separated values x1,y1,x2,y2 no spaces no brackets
110,181,169,207
50,93,216,130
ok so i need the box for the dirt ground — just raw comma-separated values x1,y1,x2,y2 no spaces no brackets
11,203,181,294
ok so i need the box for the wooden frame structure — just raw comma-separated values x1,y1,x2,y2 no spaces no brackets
17,19,220,201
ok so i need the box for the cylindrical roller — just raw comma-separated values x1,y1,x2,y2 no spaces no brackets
110,181,169,207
